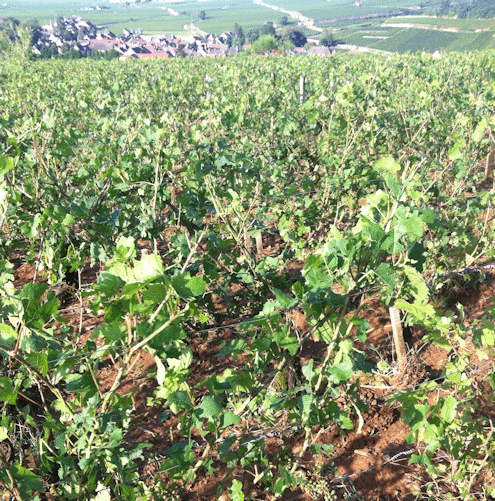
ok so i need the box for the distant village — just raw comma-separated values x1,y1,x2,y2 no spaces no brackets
31,15,332,60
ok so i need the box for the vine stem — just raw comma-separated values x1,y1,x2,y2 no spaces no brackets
0,448,22,501
0,347,75,421
85,298,188,458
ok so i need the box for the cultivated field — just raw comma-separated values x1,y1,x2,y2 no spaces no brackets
0,51,495,500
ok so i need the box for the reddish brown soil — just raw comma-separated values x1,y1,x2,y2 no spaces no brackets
7,254,495,501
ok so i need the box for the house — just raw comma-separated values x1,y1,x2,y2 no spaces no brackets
207,48,226,57
308,46,331,56
209,43,228,51
89,40,117,52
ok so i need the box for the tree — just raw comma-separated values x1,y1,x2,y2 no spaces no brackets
62,29,76,42
281,28,307,48
199,10,206,21
260,22,276,37
233,23,245,48
56,16,64,31
39,44,55,59
175,43,186,58
0,32,12,54
67,47,81,59
319,29,334,47
0,17,21,42
281,40,294,53
104,49,120,61
247,28,260,44
21,18,41,45
279,15,289,26
439,0,450,15
250,35,278,54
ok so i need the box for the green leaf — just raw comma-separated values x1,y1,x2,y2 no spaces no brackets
472,118,488,143
473,320,495,348
0,155,14,178
166,391,192,413
374,156,400,175
114,236,137,261
299,394,313,417
133,253,164,282
301,359,316,382
215,339,247,358
385,173,402,198
66,373,97,394
448,145,462,162
96,273,122,298
229,479,244,501
94,483,112,501
197,395,224,420
408,242,426,272
402,403,429,434
395,298,435,323
272,288,295,309
70,202,88,218
292,282,304,300
142,283,166,305
21,214,41,239
121,282,142,299
90,322,124,342
11,465,44,499
220,413,241,428
172,274,206,299
0,324,17,349
403,265,429,303
339,413,354,430
37,353,48,378
0,426,8,442
62,214,75,226
375,262,395,289
149,323,186,346
278,336,299,356
0,378,16,404
440,395,457,423
327,361,354,384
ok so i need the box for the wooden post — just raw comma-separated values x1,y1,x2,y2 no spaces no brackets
256,233,263,256
244,228,251,253
389,306,407,372
300,75,305,104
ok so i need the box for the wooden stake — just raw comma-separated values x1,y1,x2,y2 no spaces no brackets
300,75,305,104
389,306,407,372
256,232,263,256
244,227,251,253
